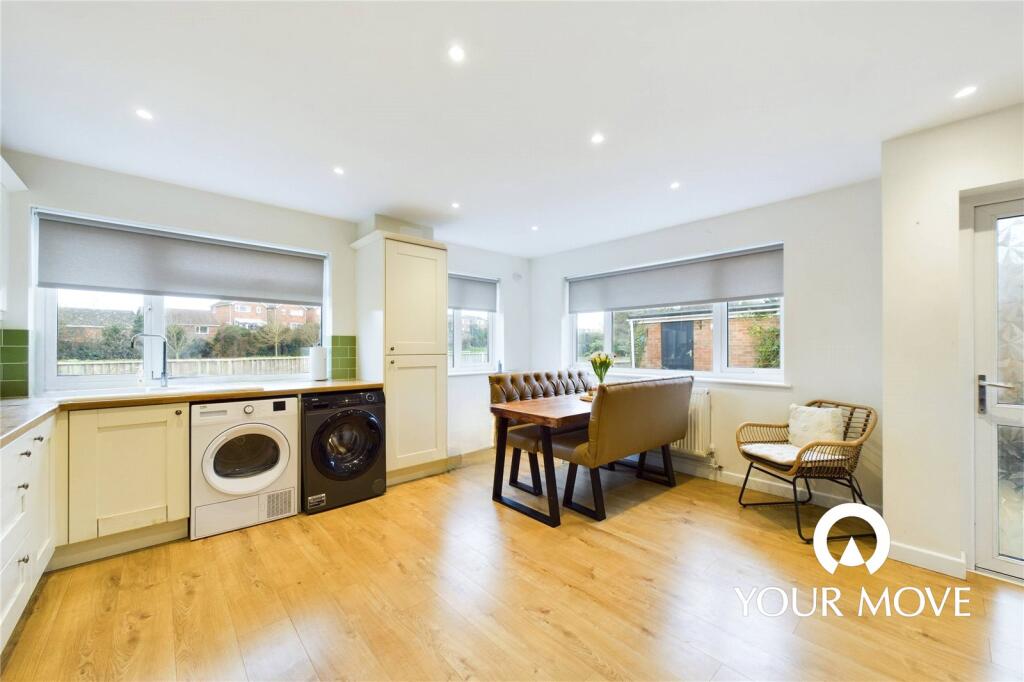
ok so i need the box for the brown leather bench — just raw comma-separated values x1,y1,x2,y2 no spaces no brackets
489,370,593,494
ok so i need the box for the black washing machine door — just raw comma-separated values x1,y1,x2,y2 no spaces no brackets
311,409,383,481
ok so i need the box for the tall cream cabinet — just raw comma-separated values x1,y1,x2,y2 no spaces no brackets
353,231,448,472
68,403,189,543
1,415,57,649
384,239,448,355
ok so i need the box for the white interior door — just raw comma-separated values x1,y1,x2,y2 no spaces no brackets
974,199,1024,579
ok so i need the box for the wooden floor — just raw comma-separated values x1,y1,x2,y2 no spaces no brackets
3,454,1022,681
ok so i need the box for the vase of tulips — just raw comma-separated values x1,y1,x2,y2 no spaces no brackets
589,351,614,389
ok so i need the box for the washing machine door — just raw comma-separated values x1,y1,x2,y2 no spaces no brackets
202,423,290,495
311,409,383,481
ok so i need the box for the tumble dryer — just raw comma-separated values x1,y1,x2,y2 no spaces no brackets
190,397,299,539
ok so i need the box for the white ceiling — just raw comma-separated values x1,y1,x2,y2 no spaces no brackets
2,2,1022,257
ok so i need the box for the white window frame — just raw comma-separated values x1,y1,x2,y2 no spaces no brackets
448,308,497,374
40,288,320,392
720,298,785,377
571,299,784,381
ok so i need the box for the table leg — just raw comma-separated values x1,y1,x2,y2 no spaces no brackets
540,426,561,526
492,416,509,501
491,418,561,528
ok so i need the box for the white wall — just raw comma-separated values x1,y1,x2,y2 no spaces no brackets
1,151,358,337
446,243,531,456
529,181,884,505
881,104,1024,577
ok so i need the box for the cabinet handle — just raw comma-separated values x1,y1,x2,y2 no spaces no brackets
17,555,28,564
390,346,395,351
390,360,395,365
19,450,31,458
175,410,182,416
33,436,44,442
17,483,29,490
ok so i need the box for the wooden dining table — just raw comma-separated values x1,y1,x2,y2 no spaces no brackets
489,394,593,527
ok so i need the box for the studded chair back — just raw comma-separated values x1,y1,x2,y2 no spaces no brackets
489,370,594,404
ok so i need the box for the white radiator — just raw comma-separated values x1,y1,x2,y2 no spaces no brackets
671,387,713,458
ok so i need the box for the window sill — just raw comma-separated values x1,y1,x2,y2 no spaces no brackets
690,376,791,389
588,368,791,390
448,369,497,377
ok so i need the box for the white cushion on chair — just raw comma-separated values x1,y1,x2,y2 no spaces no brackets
788,404,844,447
740,443,800,466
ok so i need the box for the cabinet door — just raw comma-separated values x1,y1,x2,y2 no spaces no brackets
69,403,189,544
385,355,447,471
384,239,447,355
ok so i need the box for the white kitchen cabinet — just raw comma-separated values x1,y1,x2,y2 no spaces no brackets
353,229,448,473
68,403,189,544
385,354,447,471
1,415,55,649
384,239,448,355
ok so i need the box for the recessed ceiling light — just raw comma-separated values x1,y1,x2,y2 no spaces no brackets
669,181,681,190
590,131,605,145
451,202,460,209
954,85,977,99
530,225,539,232
135,108,154,120
448,44,466,63
333,166,345,176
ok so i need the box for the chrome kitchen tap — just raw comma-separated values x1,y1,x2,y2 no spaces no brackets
130,333,169,387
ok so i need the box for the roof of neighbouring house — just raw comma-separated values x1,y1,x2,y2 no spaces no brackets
58,307,139,328
166,309,219,326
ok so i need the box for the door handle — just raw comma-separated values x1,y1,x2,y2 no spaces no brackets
978,374,1016,414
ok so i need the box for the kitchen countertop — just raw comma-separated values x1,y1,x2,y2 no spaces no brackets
0,397,60,448
0,378,383,447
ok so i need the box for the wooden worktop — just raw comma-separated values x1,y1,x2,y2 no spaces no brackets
0,397,60,448
0,378,383,447
490,393,593,428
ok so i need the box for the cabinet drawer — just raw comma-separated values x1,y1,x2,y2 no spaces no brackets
0,434,32,568
0,533,32,649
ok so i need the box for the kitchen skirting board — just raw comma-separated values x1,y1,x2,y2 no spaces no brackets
47,519,188,571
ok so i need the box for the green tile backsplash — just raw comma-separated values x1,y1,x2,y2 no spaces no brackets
331,335,357,380
1,328,30,398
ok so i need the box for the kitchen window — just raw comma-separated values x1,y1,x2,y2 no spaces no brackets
46,290,323,388
448,273,499,373
568,245,784,381
36,210,327,391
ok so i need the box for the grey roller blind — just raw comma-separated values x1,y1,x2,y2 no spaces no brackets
37,214,326,305
567,244,783,313
448,274,498,312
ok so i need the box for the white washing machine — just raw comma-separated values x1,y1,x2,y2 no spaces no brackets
190,397,299,539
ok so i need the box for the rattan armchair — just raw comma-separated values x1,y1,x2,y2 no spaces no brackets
736,399,877,542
